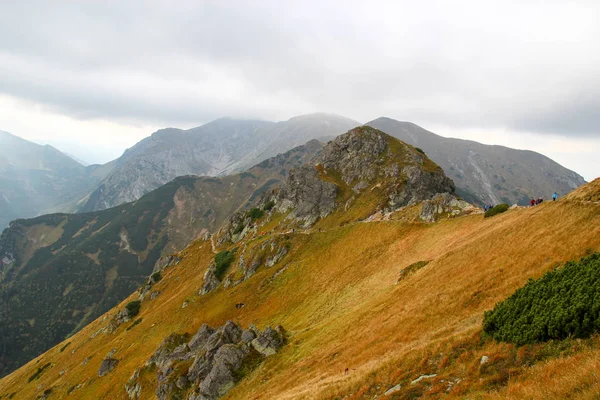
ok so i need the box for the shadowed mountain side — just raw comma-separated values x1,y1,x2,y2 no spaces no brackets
0,140,323,377
0,131,102,230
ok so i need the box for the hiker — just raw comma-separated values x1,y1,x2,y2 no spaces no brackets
530,199,535,207
484,205,488,212
553,192,558,201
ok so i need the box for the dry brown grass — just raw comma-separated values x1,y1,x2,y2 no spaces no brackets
1,180,599,399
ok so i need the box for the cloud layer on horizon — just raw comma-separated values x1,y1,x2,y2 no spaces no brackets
0,0,598,137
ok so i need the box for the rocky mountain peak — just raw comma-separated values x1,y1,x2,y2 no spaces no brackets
219,126,459,238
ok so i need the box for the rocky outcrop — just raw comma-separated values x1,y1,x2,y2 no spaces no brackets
98,353,119,377
153,255,181,275
127,321,285,400
125,369,142,399
201,262,220,295
273,165,338,228
420,193,482,222
250,326,286,356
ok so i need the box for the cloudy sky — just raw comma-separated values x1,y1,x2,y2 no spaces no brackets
0,1,598,179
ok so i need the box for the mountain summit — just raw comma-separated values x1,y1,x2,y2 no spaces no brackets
366,117,586,205
76,114,360,212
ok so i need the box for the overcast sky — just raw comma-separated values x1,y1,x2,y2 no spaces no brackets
0,1,598,180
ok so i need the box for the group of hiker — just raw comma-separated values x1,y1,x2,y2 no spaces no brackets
482,192,559,211
530,192,559,207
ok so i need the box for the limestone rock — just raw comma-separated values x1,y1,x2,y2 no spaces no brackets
198,344,246,399
189,324,215,351
125,369,142,399
420,192,478,222
274,165,338,228
251,326,285,356
134,320,286,400
201,262,220,294
385,383,402,395
98,357,118,377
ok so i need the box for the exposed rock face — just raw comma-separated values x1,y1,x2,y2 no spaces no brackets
128,321,285,400
420,193,482,222
201,262,220,295
267,126,457,228
316,127,389,184
251,326,286,356
125,369,142,399
274,165,338,228
98,356,118,377
153,255,182,274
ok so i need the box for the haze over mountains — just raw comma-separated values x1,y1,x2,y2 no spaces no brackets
0,131,99,229
0,113,585,231
76,114,359,212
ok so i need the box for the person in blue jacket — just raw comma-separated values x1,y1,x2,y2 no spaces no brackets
553,192,558,201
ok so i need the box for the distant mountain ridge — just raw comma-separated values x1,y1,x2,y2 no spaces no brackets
0,131,101,230
366,118,585,205
1,114,586,229
76,114,360,212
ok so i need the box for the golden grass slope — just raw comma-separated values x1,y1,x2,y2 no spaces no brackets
1,179,599,399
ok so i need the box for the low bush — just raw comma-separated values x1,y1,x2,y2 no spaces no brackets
247,208,265,220
483,253,600,345
126,318,143,331
415,147,425,155
151,271,162,283
263,200,276,211
27,362,51,382
214,250,235,280
125,300,142,317
484,204,509,218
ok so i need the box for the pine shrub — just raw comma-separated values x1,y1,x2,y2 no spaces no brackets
483,253,600,345
125,300,142,317
484,204,509,218
214,250,235,280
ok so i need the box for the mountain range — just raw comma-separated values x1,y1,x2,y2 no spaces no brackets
0,131,98,230
1,114,586,232
0,127,598,399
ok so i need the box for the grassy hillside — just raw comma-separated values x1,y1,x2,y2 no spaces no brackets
1,175,598,399
0,142,322,378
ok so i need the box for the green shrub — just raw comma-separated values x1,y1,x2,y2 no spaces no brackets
484,204,509,218
263,200,275,211
397,260,430,281
126,318,143,331
247,208,264,220
483,253,600,346
214,250,235,280
28,362,51,382
232,223,244,235
125,300,142,317
151,271,162,283
59,342,71,353
415,147,425,155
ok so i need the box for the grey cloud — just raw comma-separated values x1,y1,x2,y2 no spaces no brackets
0,0,599,136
